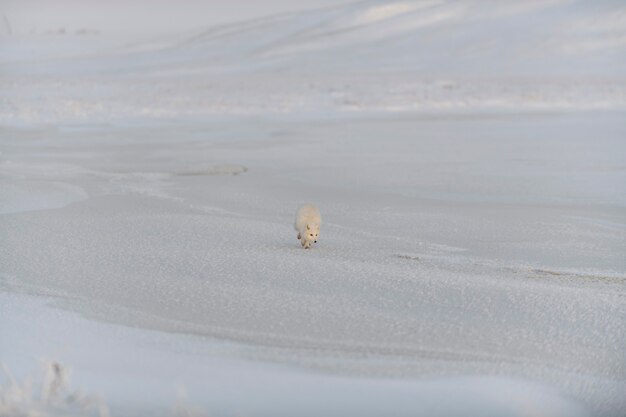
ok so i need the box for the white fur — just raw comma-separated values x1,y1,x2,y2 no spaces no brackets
294,204,321,249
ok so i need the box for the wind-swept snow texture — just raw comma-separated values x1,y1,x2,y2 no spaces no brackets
2,0,626,123
1,1,625,416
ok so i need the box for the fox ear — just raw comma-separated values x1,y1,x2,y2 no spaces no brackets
306,225,310,230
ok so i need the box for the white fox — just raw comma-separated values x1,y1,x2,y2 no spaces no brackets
294,204,321,249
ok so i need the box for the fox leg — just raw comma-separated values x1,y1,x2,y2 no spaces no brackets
297,233,301,240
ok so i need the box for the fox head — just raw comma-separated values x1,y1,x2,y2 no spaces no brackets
305,223,320,244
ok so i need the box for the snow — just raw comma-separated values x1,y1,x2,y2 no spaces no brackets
1,0,626,416
1,292,593,417
0,181,87,214
351,2,430,25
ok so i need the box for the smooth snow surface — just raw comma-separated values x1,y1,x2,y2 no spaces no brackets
1,292,591,417
1,1,625,416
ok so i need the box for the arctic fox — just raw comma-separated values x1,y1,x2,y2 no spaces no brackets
294,204,321,249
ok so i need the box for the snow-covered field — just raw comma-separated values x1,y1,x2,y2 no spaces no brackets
1,1,625,416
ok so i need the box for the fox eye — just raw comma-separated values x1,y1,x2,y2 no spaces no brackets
309,234,313,237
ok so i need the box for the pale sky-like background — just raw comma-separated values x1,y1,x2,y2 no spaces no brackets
1,0,354,36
